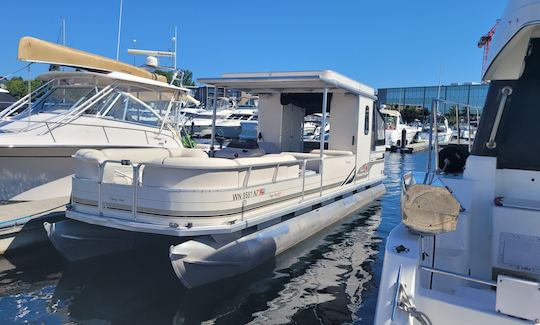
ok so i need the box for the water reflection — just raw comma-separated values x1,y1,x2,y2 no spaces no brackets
0,152,427,325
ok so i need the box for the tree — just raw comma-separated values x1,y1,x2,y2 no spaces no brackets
401,106,421,123
155,69,195,87
5,77,42,99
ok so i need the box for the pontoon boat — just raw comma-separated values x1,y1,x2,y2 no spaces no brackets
47,70,387,288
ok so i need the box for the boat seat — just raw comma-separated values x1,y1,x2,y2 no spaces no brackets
281,152,324,173
142,157,239,189
74,148,208,183
235,154,300,186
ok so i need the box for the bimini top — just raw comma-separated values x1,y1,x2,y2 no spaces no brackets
18,36,168,83
37,70,189,92
484,0,540,80
379,109,402,117
198,70,376,100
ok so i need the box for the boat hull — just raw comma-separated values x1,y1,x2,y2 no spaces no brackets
169,184,385,288
44,219,136,261
0,146,78,201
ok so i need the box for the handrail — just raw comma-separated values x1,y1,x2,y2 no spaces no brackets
486,86,513,149
0,79,54,118
49,84,116,130
420,266,496,287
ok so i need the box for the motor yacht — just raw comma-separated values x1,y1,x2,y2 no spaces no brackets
416,115,453,144
182,107,233,138
380,108,417,149
215,106,257,139
0,37,189,202
46,70,387,288
375,1,540,323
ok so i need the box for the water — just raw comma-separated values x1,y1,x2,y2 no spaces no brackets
0,152,427,325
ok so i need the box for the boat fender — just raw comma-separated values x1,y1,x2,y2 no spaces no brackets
438,144,469,173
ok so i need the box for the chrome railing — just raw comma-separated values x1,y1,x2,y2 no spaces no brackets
420,265,496,287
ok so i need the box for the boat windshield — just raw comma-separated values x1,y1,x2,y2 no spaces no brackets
16,86,97,116
85,86,177,127
384,115,397,130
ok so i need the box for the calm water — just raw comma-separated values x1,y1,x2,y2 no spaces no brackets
0,152,427,325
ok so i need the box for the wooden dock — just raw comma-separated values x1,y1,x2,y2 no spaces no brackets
0,197,68,254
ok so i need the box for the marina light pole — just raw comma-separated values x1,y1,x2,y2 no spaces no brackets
116,0,123,61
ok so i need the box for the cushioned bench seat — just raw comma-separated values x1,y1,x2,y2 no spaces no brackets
142,154,300,189
74,148,208,184
236,154,299,186
142,157,239,189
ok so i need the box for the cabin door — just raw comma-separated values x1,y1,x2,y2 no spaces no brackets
281,104,305,152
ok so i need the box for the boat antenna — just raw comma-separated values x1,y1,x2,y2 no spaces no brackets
173,26,178,70
116,0,123,61
62,17,66,46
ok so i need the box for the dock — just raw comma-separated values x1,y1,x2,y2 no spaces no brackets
0,197,68,254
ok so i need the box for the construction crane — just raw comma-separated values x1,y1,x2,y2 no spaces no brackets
478,19,501,77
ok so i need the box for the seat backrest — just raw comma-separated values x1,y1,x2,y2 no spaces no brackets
142,157,239,189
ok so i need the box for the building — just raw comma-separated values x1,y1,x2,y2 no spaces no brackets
377,83,489,115
194,86,242,108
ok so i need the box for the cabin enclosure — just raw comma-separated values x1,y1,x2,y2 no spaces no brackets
200,71,385,175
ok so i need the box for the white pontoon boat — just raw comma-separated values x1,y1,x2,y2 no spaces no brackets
47,70,387,288
0,37,189,202
375,1,540,323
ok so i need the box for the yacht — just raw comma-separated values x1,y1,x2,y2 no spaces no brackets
182,107,233,138
303,113,328,138
375,1,540,323
215,106,257,139
0,37,188,202
416,115,453,144
46,70,387,288
380,107,417,148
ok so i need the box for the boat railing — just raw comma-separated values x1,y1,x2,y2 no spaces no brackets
0,118,179,145
93,154,353,219
419,265,496,287
0,79,55,119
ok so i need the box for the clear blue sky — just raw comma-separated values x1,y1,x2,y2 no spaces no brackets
1,0,505,89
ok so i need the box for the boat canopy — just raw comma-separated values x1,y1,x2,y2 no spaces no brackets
198,70,376,99
379,109,402,117
18,36,168,83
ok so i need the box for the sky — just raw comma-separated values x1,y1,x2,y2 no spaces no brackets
1,0,506,89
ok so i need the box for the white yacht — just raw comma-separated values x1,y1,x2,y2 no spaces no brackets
46,70,387,288
417,115,453,144
303,113,328,138
380,108,417,148
0,37,188,202
375,1,540,324
215,107,257,139
182,107,233,138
